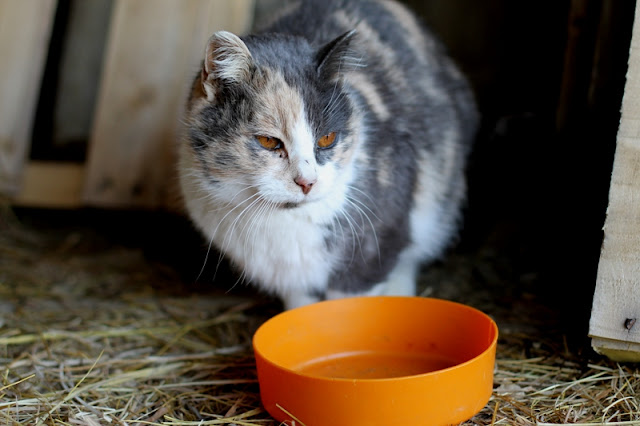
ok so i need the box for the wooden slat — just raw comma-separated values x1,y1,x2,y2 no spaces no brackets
12,162,85,209
83,0,254,209
0,0,57,195
588,2,640,362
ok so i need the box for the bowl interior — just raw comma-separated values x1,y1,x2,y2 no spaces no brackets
254,296,496,380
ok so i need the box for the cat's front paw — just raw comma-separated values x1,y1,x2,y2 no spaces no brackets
282,289,324,310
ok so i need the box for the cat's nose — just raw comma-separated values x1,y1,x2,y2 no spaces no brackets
294,176,316,195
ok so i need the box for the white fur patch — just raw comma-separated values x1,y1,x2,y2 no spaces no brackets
408,149,456,261
288,113,318,184
326,282,387,300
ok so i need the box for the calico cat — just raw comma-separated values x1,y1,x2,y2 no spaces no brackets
178,0,478,309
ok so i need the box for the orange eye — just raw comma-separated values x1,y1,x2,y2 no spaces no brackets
257,135,282,150
317,132,337,148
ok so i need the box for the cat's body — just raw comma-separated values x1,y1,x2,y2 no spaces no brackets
178,0,478,309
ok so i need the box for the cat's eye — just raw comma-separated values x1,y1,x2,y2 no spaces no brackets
257,135,282,150
317,132,337,149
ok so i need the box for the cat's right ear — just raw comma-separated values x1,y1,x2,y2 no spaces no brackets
316,29,360,80
201,31,254,101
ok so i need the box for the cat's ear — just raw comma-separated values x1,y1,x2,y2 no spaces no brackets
202,31,254,101
316,29,359,80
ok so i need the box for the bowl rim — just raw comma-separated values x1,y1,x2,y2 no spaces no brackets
252,296,499,383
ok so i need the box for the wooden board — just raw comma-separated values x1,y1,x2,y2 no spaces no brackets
588,2,640,362
0,0,57,195
12,162,85,209
83,0,254,208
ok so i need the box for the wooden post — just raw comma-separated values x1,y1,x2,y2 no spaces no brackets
589,2,640,362
83,0,254,208
0,0,57,195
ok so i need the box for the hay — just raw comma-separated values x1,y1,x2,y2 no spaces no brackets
0,292,272,425
1,207,639,425
486,355,640,425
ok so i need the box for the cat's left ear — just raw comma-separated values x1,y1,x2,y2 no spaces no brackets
202,31,254,101
316,30,360,80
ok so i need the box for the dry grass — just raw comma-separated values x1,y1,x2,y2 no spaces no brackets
1,207,639,425
487,353,640,425
0,302,270,425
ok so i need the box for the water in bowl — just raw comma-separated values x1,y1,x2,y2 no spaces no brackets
296,351,458,379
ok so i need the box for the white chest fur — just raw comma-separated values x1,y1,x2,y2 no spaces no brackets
205,197,338,297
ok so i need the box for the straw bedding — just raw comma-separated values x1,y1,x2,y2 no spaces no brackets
1,206,638,425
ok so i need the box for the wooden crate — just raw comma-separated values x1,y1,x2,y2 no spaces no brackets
588,1,640,362
1,0,254,209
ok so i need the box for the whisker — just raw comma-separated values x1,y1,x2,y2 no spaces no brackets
197,189,262,282
345,197,381,264
347,194,380,222
242,194,272,264
336,206,361,265
346,185,379,210
219,193,264,256
225,264,249,295
196,232,217,283
215,192,267,286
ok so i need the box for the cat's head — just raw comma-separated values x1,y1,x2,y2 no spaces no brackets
181,30,361,211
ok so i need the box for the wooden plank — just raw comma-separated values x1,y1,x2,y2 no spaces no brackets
0,0,57,195
12,162,85,209
588,1,640,362
83,0,254,209
591,338,640,363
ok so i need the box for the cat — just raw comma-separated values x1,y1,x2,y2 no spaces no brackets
178,0,478,310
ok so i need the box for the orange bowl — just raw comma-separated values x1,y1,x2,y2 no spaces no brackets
253,296,498,426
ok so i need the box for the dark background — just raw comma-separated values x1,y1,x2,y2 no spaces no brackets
408,0,636,342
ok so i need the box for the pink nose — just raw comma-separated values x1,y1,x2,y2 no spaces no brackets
294,176,316,195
